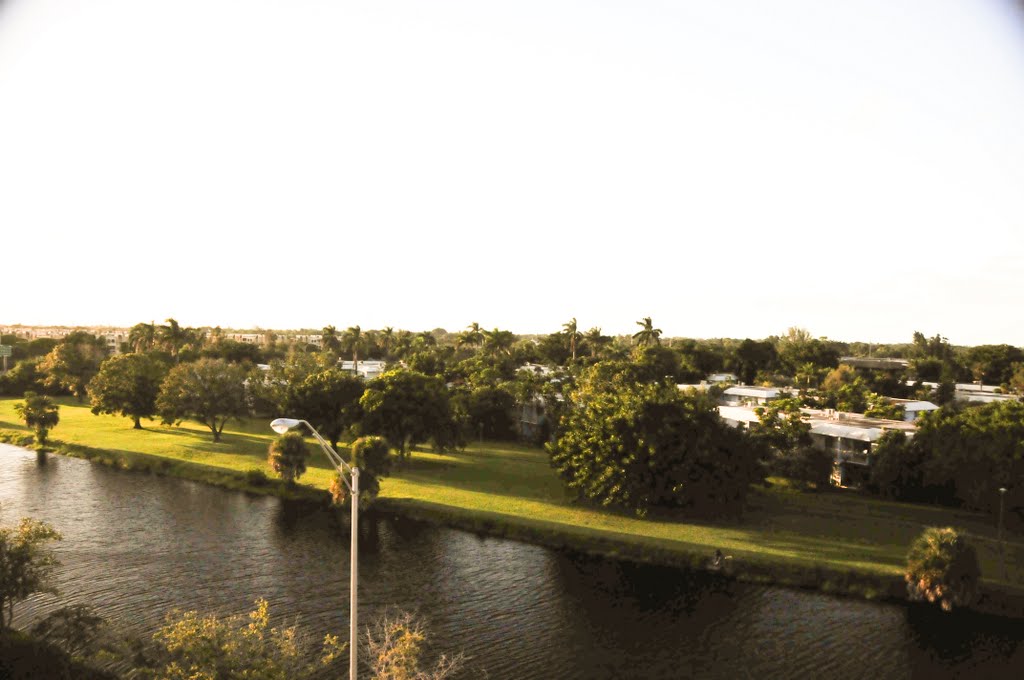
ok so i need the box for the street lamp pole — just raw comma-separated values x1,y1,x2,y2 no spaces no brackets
998,487,1007,580
271,418,359,680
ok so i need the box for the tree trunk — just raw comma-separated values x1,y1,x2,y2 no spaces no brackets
133,416,142,429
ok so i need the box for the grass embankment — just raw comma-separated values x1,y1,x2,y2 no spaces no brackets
2,397,1023,614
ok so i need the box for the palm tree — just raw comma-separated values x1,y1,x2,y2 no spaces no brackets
321,326,342,355
457,322,485,351
379,327,395,359
632,317,662,347
483,328,515,357
128,322,157,353
562,318,583,362
341,325,364,373
584,327,610,359
159,318,190,361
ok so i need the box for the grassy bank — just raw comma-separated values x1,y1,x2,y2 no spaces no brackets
2,397,1023,614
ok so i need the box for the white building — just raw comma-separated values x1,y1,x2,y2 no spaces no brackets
720,385,793,406
339,360,388,380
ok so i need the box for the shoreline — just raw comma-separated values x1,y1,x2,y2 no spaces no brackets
3,431,1024,620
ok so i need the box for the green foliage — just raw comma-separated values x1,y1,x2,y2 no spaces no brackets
867,431,926,500
914,401,1024,510
732,338,777,385
331,436,393,505
267,432,310,484
39,332,108,401
0,358,47,397
750,398,829,489
548,364,766,516
291,368,365,448
0,518,62,632
131,598,346,680
863,393,904,420
360,369,454,457
14,391,60,444
751,397,810,454
905,527,980,611
464,385,517,440
821,364,869,412
631,316,662,347
88,353,167,428
157,358,249,442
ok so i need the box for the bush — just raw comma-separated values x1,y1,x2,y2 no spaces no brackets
331,436,393,507
267,432,310,484
772,445,834,490
905,527,980,611
244,468,271,487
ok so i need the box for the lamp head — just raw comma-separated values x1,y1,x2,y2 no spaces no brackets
999,487,1008,494
270,418,302,434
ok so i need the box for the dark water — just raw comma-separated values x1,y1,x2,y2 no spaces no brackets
2,444,1023,679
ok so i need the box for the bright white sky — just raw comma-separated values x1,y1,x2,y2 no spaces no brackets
2,0,1023,345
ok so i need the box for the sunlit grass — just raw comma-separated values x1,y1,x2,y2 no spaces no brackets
1,396,1021,593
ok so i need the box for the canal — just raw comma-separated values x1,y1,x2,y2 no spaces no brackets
2,444,1022,678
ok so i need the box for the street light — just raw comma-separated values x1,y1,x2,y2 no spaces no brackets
998,486,1008,580
270,418,360,680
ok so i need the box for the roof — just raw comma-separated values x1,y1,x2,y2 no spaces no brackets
839,357,909,370
717,405,761,424
723,386,790,399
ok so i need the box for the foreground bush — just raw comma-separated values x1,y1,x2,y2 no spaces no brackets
905,527,980,611
131,598,346,679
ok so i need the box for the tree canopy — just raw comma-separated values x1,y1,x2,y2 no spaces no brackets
548,365,766,516
88,353,167,428
360,369,453,457
157,358,249,442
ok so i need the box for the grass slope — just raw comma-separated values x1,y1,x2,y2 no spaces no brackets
2,397,1021,601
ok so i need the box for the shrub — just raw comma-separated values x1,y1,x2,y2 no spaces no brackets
905,527,980,611
244,468,271,487
13,391,60,445
330,436,393,508
267,432,310,484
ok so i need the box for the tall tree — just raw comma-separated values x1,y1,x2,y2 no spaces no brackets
158,318,191,362
342,325,364,373
286,368,365,449
321,325,342,355
88,353,167,429
632,317,662,347
360,369,453,458
458,322,485,350
562,318,582,362
548,365,765,516
39,331,107,401
157,358,249,442
128,322,157,353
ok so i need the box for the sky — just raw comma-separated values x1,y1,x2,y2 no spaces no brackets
2,0,1023,345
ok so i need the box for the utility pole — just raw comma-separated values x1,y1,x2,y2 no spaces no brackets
998,487,1008,580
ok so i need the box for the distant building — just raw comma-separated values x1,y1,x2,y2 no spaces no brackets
707,373,737,384
715,404,916,488
838,357,909,371
889,399,939,422
720,385,792,406
339,360,387,381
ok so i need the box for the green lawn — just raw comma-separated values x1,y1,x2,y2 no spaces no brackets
2,397,1022,594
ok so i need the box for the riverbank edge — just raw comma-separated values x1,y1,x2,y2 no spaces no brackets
4,430,1024,620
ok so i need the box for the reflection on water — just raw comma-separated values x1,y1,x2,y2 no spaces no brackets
2,444,1023,679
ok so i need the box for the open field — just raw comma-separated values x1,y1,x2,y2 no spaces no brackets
2,397,1022,606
